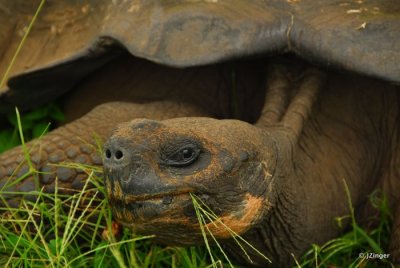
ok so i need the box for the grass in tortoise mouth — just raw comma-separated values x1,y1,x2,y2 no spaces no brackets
108,189,194,220
105,181,272,267
1,3,395,265
2,102,394,268
108,191,187,222
190,193,271,267
0,107,254,267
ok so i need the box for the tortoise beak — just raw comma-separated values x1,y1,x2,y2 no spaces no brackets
103,139,195,223
103,136,169,196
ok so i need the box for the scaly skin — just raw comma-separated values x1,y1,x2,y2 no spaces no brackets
103,66,400,267
0,55,264,206
0,101,209,207
0,61,399,266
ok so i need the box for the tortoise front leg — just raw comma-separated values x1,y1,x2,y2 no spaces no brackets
0,101,209,207
256,65,292,125
256,64,326,139
236,65,328,266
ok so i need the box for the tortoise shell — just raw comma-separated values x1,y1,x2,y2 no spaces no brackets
0,0,399,113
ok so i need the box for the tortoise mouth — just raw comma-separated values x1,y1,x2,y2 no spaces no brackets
115,189,192,203
109,190,193,224
109,190,190,208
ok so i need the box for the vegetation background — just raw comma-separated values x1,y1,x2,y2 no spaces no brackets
0,1,394,267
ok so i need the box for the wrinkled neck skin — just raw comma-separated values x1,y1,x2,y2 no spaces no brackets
100,64,399,267
225,72,400,267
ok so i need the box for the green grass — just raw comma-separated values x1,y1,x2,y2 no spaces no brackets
191,193,271,267
0,1,233,265
0,110,235,267
297,182,394,268
0,108,233,268
0,103,64,153
0,105,395,268
0,169,224,267
0,1,394,265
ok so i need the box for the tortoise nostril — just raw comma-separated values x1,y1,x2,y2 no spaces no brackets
105,149,112,159
115,150,124,160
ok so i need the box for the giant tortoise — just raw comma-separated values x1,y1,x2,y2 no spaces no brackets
0,0,399,267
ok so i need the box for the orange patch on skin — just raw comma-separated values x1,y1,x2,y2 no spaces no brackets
102,221,122,241
204,193,265,239
112,125,136,140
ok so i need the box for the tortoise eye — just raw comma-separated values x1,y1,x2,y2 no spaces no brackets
163,145,200,167
180,148,195,161
180,148,194,159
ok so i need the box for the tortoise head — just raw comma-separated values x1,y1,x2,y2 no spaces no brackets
103,117,277,245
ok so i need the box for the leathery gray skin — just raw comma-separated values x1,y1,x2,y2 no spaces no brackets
0,63,399,267
0,101,211,207
103,66,400,267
